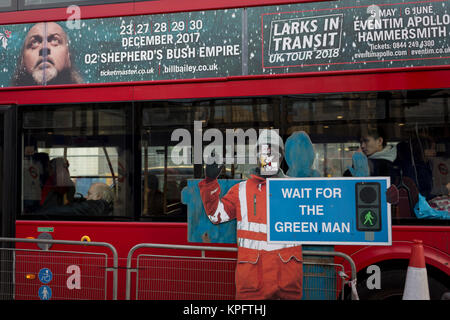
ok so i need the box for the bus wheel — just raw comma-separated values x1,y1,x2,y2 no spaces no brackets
356,269,449,300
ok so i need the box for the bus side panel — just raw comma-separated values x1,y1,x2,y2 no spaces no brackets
336,225,450,275
15,220,236,300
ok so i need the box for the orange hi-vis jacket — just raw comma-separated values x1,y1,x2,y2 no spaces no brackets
199,173,303,300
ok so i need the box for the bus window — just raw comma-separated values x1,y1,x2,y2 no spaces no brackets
21,103,132,219
139,98,278,221
284,90,449,223
139,91,449,224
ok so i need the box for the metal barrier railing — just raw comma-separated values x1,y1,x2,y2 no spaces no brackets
126,243,358,300
126,243,237,300
1,238,358,300
0,237,118,300
303,250,359,300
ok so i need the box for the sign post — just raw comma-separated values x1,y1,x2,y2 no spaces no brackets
267,177,392,245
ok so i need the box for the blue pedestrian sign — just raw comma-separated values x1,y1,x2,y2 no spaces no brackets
38,285,52,300
38,268,53,284
267,177,392,245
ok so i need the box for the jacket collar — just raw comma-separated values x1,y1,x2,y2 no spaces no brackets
369,145,397,162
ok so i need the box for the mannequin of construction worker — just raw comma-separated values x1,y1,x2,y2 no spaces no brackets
199,130,303,300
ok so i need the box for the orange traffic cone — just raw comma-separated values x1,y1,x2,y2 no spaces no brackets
402,239,430,300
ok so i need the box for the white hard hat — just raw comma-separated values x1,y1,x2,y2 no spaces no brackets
257,129,285,154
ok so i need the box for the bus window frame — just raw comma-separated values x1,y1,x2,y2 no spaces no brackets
0,105,18,238
18,102,135,221
17,0,151,11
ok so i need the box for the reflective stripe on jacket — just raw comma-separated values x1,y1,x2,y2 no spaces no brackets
198,175,300,254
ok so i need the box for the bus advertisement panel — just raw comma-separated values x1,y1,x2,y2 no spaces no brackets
1,0,450,87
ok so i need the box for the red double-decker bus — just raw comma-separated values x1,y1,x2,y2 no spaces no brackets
0,0,448,300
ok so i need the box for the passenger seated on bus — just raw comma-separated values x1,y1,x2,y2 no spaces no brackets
410,136,437,200
394,136,440,200
40,157,75,208
391,140,419,218
39,182,114,216
23,148,50,213
143,174,164,215
412,136,448,201
396,136,450,215
360,126,399,181
33,152,50,189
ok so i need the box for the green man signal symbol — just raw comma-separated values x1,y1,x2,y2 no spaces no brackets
364,211,375,226
360,209,377,227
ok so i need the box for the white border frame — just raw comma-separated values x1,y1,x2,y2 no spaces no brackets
266,177,392,246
